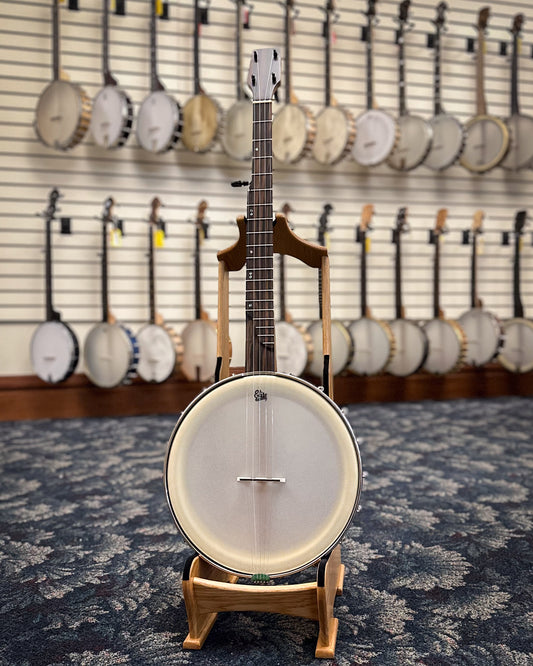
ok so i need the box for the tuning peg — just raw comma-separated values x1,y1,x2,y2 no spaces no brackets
231,179,250,187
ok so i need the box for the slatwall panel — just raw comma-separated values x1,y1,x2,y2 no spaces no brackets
1,0,532,375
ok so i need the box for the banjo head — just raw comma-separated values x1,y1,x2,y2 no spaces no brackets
501,114,533,171
348,317,393,376
165,372,362,578
498,318,533,373
180,318,218,382
182,93,222,153
425,114,465,171
31,320,79,384
90,85,132,149
312,106,355,165
458,308,503,366
136,91,182,153
84,322,136,388
423,318,466,374
387,319,428,377
275,320,312,376
273,104,316,164
221,100,253,161
460,115,510,173
305,320,353,377
136,323,178,383
35,80,91,150
387,114,433,171
352,109,398,167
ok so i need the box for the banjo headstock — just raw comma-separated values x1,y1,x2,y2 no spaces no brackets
366,0,376,19
511,13,524,36
248,48,281,102
318,203,333,245
477,7,490,33
434,2,447,29
434,208,448,236
472,210,484,235
395,206,408,234
195,199,209,238
398,0,410,26
102,196,115,224
44,188,61,223
150,196,162,225
514,210,527,235
359,204,374,232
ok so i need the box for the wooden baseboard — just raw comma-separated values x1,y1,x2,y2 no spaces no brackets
1,364,532,422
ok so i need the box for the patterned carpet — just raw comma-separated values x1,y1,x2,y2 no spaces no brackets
0,396,532,666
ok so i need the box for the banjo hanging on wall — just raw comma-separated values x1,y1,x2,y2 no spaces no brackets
34,0,92,150
90,0,133,149
165,49,362,585
460,7,509,174
31,188,80,384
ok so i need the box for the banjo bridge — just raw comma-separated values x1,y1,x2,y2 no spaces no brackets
237,476,286,483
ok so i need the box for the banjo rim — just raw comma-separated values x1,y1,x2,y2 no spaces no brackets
459,114,510,173
164,370,362,578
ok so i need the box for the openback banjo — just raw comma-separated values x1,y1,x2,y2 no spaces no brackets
34,0,91,150
90,0,133,149
424,1,465,171
498,210,533,373
422,209,467,374
181,0,222,153
306,204,354,378
136,0,182,153
387,207,428,377
460,7,509,174
275,203,313,376
501,14,533,171
312,0,355,165
458,210,503,366
221,0,253,161
165,48,362,579
136,198,183,383
348,204,394,375
31,188,80,384
352,0,397,167
83,198,139,388
387,0,433,172
180,201,218,382
272,0,316,164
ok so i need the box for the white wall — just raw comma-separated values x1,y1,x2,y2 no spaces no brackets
1,0,532,375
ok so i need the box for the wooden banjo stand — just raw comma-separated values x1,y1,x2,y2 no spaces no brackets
179,214,346,658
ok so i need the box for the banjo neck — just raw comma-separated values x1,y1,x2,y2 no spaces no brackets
316,203,332,321
396,0,410,116
323,0,334,107
42,189,61,322
469,210,483,308
432,208,448,319
194,201,208,321
475,8,489,116
283,0,297,105
245,49,281,373
358,204,374,318
150,0,165,92
510,14,524,116
234,0,245,101
99,197,118,324
147,197,164,325
393,207,407,320
365,0,377,110
432,1,447,116
102,0,117,86
193,0,204,96
513,210,527,318
51,0,60,82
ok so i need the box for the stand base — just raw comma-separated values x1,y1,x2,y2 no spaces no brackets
181,545,345,659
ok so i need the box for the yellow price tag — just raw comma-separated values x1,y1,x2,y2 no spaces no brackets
519,237,524,252
110,0,115,10
156,0,163,16
323,231,330,249
477,238,484,255
365,236,371,253
110,228,122,247
154,228,165,248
